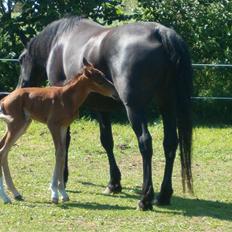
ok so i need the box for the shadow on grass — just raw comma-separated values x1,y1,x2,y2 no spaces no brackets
156,195,232,221
59,201,135,211
67,181,141,201
47,180,232,220
30,192,231,221
57,194,232,221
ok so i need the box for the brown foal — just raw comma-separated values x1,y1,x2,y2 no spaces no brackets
0,59,117,204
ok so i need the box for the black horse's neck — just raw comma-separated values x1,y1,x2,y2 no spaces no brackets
27,17,83,66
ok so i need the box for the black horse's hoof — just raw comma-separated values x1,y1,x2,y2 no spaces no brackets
14,195,24,201
103,183,122,195
137,200,153,211
155,193,172,206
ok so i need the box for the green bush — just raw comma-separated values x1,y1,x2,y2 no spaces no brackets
134,0,232,123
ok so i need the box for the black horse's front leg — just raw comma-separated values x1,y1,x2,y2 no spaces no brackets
98,112,122,194
64,126,71,186
126,107,154,210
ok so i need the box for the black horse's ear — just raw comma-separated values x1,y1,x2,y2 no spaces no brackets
83,57,92,67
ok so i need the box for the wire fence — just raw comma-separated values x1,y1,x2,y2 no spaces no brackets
1,58,232,100
192,64,232,68
0,58,19,62
1,58,232,67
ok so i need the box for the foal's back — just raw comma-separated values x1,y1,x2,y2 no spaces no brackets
1,87,64,123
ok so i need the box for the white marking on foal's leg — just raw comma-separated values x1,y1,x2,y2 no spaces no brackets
58,127,69,202
0,177,11,204
50,183,59,204
58,184,69,202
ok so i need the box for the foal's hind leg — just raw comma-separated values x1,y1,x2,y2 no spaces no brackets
0,165,11,203
3,158,22,200
156,108,178,205
1,120,30,201
98,112,122,194
0,133,12,203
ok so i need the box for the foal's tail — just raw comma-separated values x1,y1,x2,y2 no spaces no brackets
157,25,193,193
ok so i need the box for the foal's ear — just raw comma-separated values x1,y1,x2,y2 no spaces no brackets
83,57,92,67
83,67,93,78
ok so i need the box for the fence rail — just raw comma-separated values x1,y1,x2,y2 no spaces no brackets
0,58,19,62
192,64,232,68
1,58,232,67
1,59,232,100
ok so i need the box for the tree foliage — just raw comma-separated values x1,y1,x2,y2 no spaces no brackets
0,0,127,90
135,0,232,64
134,0,232,122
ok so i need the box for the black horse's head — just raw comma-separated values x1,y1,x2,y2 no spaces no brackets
17,49,47,88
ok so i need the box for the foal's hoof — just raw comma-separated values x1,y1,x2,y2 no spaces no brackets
52,198,59,204
4,198,12,204
137,200,153,211
62,197,70,203
14,195,24,201
103,187,112,195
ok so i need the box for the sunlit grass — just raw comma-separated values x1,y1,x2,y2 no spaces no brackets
0,118,231,231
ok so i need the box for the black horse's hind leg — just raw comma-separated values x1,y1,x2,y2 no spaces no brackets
157,109,178,205
64,126,71,186
98,112,122,194
126,107,154,210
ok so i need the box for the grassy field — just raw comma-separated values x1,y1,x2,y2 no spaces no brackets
0,118,231,231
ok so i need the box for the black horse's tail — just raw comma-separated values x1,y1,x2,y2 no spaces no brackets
157,25,193,193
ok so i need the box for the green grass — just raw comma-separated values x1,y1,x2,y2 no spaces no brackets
0,118,231,231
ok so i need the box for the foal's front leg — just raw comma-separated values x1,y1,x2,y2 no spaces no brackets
49,124,69,203
57,127,69,202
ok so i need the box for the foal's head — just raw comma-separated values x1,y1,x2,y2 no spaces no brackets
82,58,118,99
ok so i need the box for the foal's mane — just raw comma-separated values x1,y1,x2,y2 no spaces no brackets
63,72,84,86
26,16,84,61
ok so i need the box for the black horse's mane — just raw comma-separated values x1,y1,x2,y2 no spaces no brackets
26,16,83,64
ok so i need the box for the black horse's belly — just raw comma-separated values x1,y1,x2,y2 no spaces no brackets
83,93,123,112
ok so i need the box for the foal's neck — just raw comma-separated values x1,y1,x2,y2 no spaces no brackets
62,75,92,107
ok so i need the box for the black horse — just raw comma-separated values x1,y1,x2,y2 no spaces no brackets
16,17,193,210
